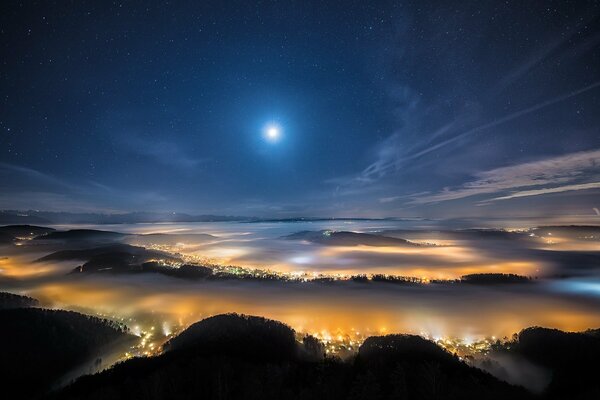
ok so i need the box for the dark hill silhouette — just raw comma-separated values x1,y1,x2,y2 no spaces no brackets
0,308,135,400
384,228,531,241
164,314,298,362
36,244,181,273
141,261,214,279
0,224,56,244
1,224,219,248
36,244,152,262
0,291,39,309
498,327,600,399
77,251,146,272
0,224,55,238
460,273,532,284
33,229,127,243
36,244,221,279
0,231,14,244
511,327,600,366
358,334,456,362
284,230,421,247
353,334,529,400
54,314,531,400
370,274,423,284
38,243,224,281
532,225,600,239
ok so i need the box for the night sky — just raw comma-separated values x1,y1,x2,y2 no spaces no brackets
1,1,599,219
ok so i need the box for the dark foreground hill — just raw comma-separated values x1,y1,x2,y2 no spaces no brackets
495,327,600,399
54,313,529,400
0,307,135,400
164,314,300,361
0,309,595,400
0,291,39,309
352,334,528,400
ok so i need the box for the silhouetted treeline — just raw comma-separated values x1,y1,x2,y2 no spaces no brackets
371,274,423,284
53,314,530,400
493,327,600,399
0,291,39,309
352,335,527,400
460,273,532,284
0,307,135,400
165,314,299,361
0,310,596,400
143,262,214,279
351,274,370,282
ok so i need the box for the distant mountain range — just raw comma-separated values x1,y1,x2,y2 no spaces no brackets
0,210,408,225
0,210,251,224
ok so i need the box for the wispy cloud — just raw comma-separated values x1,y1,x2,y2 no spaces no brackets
488,182,600,202
407,81,600,163
379,192,430,204
325,10,600,214
357,81,600,186
0,162,73,190
493,14,600,94
118,134,206,170
0,162,169,212
410,149,600,205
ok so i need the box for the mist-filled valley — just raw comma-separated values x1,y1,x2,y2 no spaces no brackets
1,220,600,398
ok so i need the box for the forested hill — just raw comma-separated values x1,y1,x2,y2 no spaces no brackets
54,313,530,400
0,308,135,400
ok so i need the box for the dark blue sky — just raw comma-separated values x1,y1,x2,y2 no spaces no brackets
1,1,599,219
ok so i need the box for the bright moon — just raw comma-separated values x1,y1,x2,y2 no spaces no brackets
264,124,281,142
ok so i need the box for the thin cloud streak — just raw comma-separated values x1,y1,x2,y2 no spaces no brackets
0,162,73,190
0,162,169,212
117,134,206,170
410,149,600,205
488,182,600,202
405,80,600,164
357,80,600,185
493,14,600,94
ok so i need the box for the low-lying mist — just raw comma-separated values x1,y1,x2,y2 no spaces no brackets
1,221,599,342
